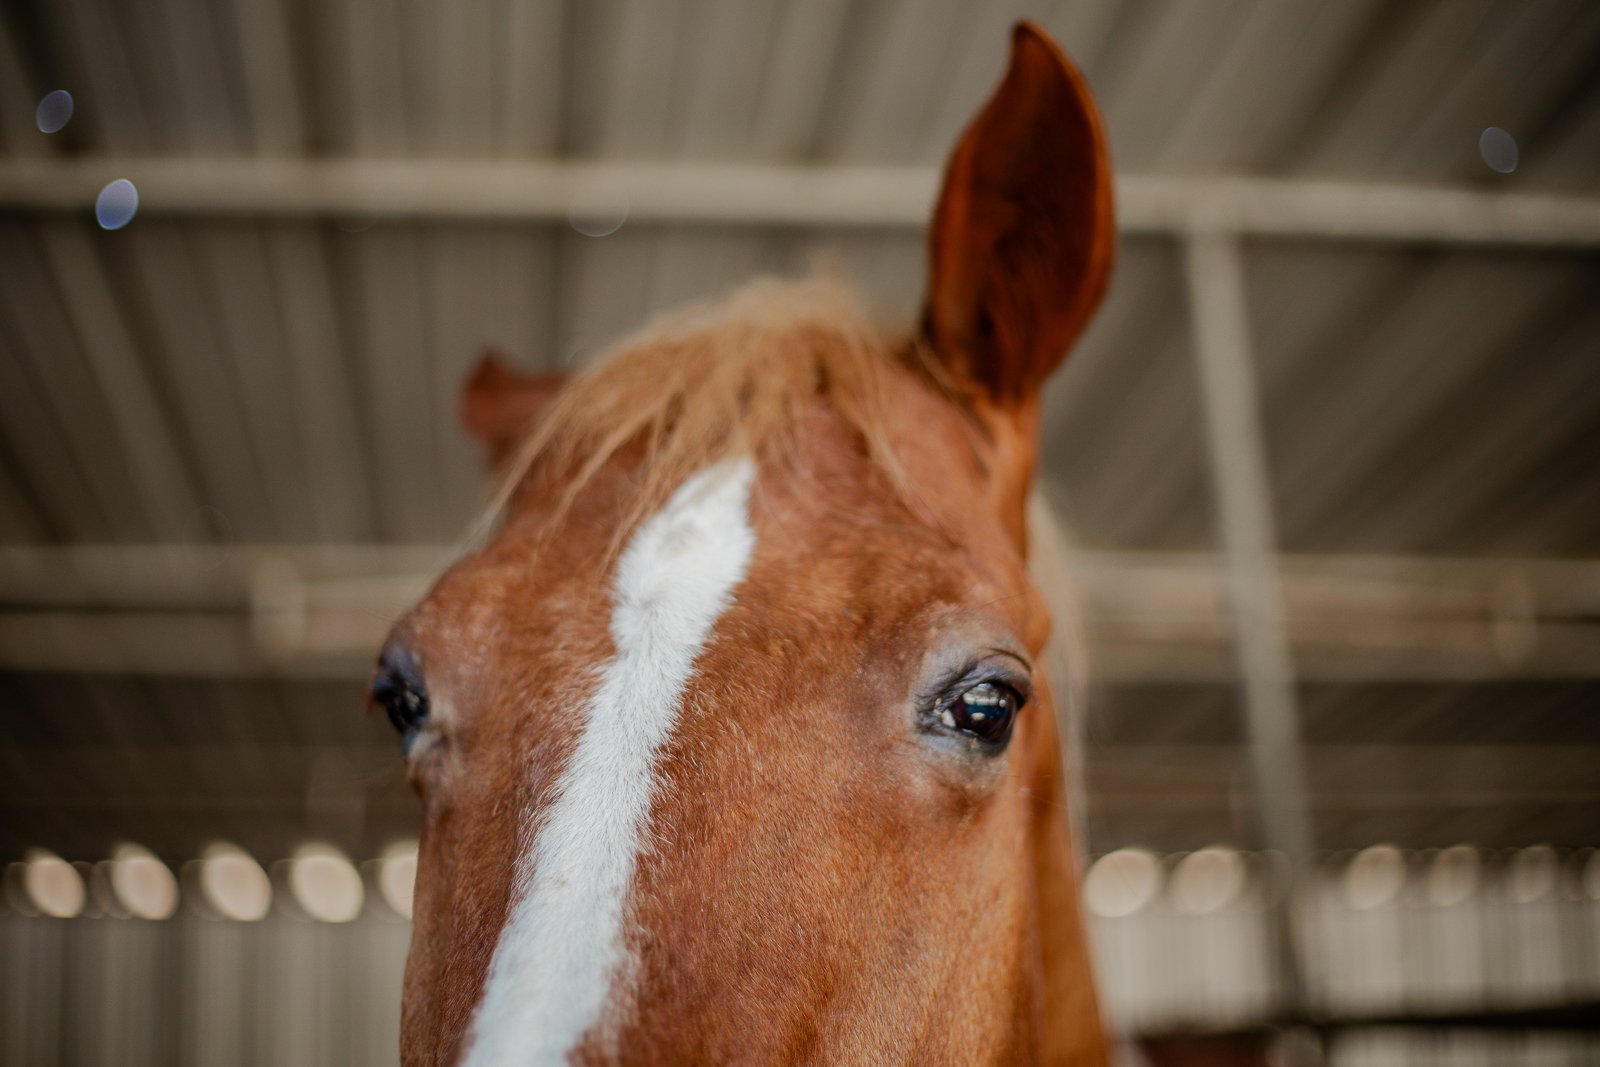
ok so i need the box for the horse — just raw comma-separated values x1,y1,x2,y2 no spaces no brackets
370,22,1116,1065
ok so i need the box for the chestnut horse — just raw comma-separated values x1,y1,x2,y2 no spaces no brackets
372,22,1115,1066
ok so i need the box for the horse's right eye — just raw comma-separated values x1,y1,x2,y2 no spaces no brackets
370,648,430,755
938,680,1024,746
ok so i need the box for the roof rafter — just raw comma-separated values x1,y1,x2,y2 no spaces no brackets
0,158,1598,246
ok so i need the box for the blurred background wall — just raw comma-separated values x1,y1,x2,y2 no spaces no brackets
0,0,1598,1063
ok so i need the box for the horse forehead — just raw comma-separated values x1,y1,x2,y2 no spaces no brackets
751,477,1034,632
462,458,758,1067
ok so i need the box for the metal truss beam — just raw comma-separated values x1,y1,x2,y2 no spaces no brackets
2,545,1597,681
0,158,1597,246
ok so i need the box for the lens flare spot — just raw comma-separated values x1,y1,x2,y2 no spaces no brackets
1478,127,1518,174
96,179,140,230
569,190,629,237
36,90,74,134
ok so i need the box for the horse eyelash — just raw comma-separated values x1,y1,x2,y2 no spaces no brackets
916,659,1032,718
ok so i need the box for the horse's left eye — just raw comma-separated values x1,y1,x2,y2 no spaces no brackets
938,681,1024,745
371,653,430,755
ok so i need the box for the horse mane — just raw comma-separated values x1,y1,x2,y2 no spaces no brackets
482,275,925,544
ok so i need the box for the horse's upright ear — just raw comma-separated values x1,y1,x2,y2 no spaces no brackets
459,349,566,469
922,22,1113,412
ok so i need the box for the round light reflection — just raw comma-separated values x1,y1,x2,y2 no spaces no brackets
289,843,364,923
95,179,139,230
1424,845,1480,907
199,842,272,921
377,840,418,919
1478,127,1518,174
1507,844,1558,904
1168,847,1246,915
1583,850,1600,901
110,844,177,919
1084,848,1162,918
23,849,85,918
36,90,74,134
568,189,629,237
1344,844,1406,910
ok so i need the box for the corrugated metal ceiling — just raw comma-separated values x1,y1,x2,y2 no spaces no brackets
0,0,1596,864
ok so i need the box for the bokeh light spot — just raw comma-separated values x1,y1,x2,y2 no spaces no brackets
1478,127,1518,174
1168,846,1246,915
199,842,272,921
95,179,139,230
1344,844,1407,910
377,840,418,919
1507,844,1558,904
569,190,629,237
110,844,178,920
23,849,85,918
1423,844,1480,907
36,90,74,134
1084,848,1162,918
289,843,364,923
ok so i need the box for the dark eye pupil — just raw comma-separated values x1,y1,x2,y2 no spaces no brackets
372,658,429,753
943,682,1020,744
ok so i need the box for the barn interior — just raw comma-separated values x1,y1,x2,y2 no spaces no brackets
0,2,1598,1064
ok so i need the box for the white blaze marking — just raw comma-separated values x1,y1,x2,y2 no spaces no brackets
464,458,757,1067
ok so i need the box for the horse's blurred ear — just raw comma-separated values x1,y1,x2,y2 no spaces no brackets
459,349,566,469
922,22,1113,412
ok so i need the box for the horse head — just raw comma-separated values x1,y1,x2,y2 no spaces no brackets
375,23,1114,1064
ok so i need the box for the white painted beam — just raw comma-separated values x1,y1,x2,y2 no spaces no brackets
7,545,1600,613
1184,230,1315,1017
5,608,1594,683
0,157,1598,246
2,545,1599,681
